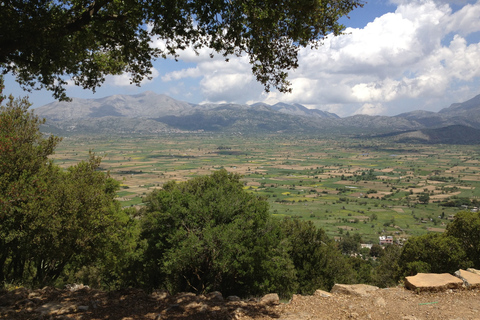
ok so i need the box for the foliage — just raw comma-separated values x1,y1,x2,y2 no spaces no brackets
0,94,61,284
1,0,362,100
440,197,473,207
398,233,470,277
0,96,134,287
417,192,430,204
280,219,354,294
138,169,296,297
347,256,373,284
338,234,361,255
446,211,480,268
369,244,383,258
372,244,401,288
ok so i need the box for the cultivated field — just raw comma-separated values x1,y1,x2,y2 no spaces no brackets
50,134,480,243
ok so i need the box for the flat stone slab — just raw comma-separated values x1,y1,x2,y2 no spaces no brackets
330,284,379,296
405,273,463,292
455,269,480,288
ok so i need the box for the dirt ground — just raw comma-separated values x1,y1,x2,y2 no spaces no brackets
1,285,480,320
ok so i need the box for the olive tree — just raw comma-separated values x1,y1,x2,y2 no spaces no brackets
1,0,363,99
0,91,135,287
138,169,297,297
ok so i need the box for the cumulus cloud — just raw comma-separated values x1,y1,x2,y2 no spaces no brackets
354,103,387,115
158,0,480,115
108,67,160,87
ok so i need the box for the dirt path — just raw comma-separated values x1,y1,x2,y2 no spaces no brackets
1,286,479,320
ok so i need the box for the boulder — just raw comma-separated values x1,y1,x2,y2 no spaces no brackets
404,273,463,292
260,293,280,305
455,269,480,288
330,284,379,296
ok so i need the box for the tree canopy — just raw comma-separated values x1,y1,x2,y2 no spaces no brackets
0,92,137,287
1,0,362,100
138,169,297,297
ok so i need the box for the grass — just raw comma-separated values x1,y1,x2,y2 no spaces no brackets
51,134,480,243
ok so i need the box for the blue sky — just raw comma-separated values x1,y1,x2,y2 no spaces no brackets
4,0,480,117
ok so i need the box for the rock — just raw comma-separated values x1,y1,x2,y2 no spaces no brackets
151,290,169,300
314,289,332,298
374,297,386,307
35,302,77,316
185,301,208,313
232,307,246,318
78,305,89,311
174,292,196,304
65,283,90,292
405,273,463,292
226,295,241,301
455,269,480,288
260,293,280,305
331,284,379,297
206,291,223,301
165,303,183,313
467,268,480,276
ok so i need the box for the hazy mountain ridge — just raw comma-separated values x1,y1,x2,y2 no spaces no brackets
34,92,480,142
37,91,196,120
251,102,340,119
385,125,480,144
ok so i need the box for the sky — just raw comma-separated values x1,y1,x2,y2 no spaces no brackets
4,0,480,117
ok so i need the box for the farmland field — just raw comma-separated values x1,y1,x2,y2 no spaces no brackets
50,134,480,243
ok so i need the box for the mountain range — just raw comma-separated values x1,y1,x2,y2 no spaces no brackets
34,91,480,143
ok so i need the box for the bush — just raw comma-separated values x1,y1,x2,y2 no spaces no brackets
137,170,297,297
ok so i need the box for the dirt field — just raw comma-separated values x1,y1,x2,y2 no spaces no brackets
2,285,479,320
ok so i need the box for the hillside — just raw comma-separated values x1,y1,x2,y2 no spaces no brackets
379,125,480,144
34,92,480,139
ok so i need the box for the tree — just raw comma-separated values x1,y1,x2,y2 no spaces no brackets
369,244,383,258
1,0,363,100
418,192,430,204
339,234,360,255
0,92,134,287
0,93,61,283
280,219,353,294
138,169,296,297
446,211,480,268
372,244,401,288
398,233,470,277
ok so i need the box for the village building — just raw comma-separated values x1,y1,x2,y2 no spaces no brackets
379,236,393,245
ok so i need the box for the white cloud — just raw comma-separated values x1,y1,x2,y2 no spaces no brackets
108,67,160,87
162,67,201,81
354,103,387,115
155,0,480,116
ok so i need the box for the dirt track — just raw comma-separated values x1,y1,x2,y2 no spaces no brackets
1,286,479,320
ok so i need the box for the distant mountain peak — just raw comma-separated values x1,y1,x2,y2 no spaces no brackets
439,93,480,114
33,92,480,138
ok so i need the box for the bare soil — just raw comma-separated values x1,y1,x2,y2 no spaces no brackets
1,286,480,320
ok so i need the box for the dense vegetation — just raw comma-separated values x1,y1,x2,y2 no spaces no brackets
1,0,361,100
2,94,480,297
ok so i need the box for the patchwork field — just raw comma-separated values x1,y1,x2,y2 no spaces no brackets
50,134,480,243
